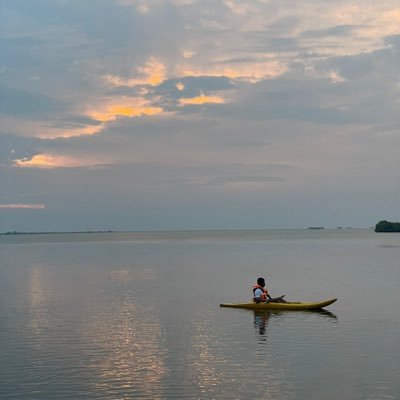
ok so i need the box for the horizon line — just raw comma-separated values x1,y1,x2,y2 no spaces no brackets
0,226,371,235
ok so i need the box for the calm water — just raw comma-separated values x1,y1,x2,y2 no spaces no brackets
0,229,399,400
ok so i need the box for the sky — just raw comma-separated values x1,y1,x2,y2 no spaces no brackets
1,0,399,232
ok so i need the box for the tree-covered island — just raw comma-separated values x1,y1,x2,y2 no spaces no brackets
375,220,400,232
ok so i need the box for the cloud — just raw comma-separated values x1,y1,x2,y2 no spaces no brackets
301,24,358,39
103,57,167,88
183,60,288,82
202,175,285,188
3,31,399,171
178,93,225,106
13,154,111,169
0,203,45,209
86,98,164,122
0,133,41,166
2,0,399,140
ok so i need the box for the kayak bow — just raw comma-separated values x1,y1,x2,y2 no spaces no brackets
220,298,337,310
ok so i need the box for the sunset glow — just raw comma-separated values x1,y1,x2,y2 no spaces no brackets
88,100,163,123
2,0,400,394
13,154,108,169
179,94,225,106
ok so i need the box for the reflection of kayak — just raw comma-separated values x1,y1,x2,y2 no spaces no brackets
220,298,337,310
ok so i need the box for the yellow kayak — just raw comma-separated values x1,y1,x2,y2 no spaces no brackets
220,298,337,310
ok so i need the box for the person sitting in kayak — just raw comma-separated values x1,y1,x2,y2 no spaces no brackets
253,277,287,303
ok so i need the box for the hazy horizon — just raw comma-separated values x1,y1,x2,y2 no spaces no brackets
0,226,376,235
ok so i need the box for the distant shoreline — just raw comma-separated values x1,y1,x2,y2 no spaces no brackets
1,230,115,236
1,227,371,236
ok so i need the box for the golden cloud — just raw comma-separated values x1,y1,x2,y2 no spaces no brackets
179,93,225,106
14,154,67,168
87,98,163,123
13,154,111,169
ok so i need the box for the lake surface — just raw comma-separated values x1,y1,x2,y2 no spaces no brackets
0,229,399,400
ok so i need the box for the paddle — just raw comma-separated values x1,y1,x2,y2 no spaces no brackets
268,294,288,303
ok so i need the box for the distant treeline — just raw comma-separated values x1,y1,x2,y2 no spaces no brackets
375,220,400,232
1,230,114,235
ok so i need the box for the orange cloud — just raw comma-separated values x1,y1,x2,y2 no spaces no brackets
87,100,163,123
12,97,165,139
51,97,163,138
14,154,66,168
179,93,225,106
13,154,111,169
0,203,45,209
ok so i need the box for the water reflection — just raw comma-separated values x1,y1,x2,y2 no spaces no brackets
108,268,156,282
310,309,338,320
250,310,293,399
253,309,337,339
81,270,167,399
28,264,50,337
254,311,271,336
186,311,229,398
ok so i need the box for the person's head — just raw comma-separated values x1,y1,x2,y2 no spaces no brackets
257,277,265,287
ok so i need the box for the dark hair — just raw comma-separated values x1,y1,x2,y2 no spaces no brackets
257,277,265,286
